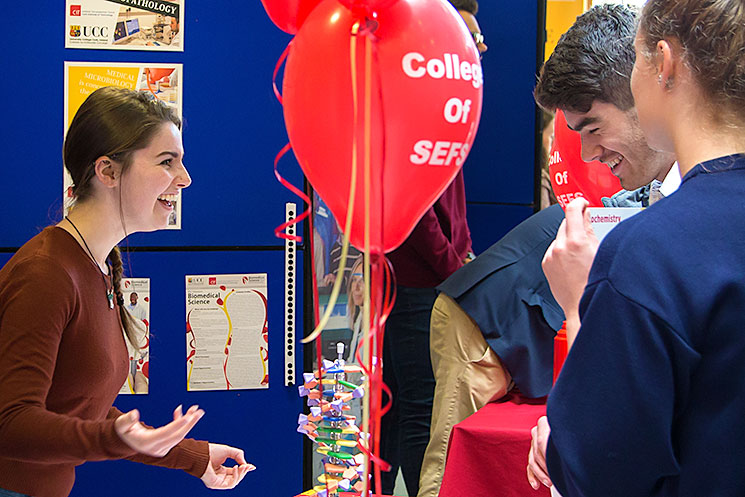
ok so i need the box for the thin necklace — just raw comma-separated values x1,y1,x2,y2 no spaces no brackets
65,216,115,310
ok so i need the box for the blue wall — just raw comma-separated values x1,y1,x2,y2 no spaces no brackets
463,2,541,253
0,1,540,495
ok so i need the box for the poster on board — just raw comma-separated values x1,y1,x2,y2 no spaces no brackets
66,0,184,51
186,274,269,391
63,61,183,229
311,191,365,365
119,278,150,395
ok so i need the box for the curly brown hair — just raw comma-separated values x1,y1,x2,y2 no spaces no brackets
638,0,745,126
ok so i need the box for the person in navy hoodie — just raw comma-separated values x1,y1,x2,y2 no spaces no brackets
528,1,745,495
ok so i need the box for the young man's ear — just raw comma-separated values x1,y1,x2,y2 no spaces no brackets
94,156,121,188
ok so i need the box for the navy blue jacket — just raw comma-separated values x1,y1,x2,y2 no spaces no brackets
438,204,565,398
548,155,745,496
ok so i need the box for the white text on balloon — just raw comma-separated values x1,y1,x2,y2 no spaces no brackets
443,97,473,124
409,140,469,167
401,52,482,89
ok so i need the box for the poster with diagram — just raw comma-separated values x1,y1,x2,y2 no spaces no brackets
66,0,184,51
186,274,269,391
63,61,183,229
119,278,150,395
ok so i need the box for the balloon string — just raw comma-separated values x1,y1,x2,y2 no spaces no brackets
307,205,321,331
269,40,312,243
272,142,310,242
360,26,375,496
272,41,291,105
299,20,360,345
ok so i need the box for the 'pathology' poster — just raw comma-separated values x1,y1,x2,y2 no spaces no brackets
66,0,184,51
186,274,269,391
63,61,183,229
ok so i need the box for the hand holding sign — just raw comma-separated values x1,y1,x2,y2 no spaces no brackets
283,0,483,252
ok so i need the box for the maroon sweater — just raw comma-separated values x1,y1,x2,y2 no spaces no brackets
387,170,472,287
0,228,208,497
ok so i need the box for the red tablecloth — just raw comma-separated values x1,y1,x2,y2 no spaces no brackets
439,393,550,497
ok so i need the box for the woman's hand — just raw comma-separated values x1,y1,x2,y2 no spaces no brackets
201,443,255,489
542,198,599,345
527,416,552,490
115,405,204,457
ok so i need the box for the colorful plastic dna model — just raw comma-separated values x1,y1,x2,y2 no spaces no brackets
295,343,367,497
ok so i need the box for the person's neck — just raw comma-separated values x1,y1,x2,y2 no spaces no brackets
653,156,677,183
674,127,745,177
58,201,125,270
668,96,745,176
661,161,676,181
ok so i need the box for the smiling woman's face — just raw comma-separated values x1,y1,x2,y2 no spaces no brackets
119,122,191,233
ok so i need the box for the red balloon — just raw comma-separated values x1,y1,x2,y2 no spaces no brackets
260,0,322,34
549,110,622,208
283,0,482,252
337,0,399,16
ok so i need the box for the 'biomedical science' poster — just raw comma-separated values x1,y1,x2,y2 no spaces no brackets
186,274,269,391
63,61,183,229
66,0,184,51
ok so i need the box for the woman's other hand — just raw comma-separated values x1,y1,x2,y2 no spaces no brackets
201,443,255,489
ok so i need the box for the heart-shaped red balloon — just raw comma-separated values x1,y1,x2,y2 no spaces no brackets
260,0,322,34
549,110,622,208
283,0,482,252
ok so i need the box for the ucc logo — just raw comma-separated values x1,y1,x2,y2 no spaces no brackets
69,25,109,38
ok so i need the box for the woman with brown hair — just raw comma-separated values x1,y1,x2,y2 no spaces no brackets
529,0,745,495
0,87,252,497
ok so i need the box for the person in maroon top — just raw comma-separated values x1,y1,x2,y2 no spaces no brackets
378,2,485,494
0,87,253,497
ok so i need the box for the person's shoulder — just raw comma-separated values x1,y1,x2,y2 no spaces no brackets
438,206,563,296
493,204,564,250
1,228,79,284
590,195,699,305
591,206,667,271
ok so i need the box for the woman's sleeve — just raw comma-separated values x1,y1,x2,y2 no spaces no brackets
545,277,698,496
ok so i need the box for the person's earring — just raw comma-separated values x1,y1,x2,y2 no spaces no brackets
658,74,663,85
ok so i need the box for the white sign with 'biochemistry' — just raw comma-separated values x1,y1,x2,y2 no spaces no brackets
587,207,643,243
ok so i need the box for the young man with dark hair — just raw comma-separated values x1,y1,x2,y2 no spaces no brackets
534,4,675,193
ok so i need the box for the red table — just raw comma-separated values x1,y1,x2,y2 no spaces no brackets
439,393,550,497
